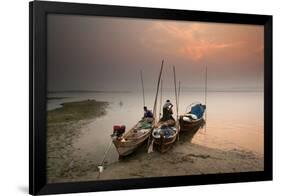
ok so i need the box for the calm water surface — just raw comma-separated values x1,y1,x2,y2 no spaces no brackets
48,91,264,165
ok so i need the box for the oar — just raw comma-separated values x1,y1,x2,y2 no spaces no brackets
147,137,154,153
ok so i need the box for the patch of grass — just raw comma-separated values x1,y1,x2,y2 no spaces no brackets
48,99,108,124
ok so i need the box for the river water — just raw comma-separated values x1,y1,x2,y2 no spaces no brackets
47,90,264,165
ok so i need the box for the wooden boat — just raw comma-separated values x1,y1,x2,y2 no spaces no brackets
179,103,206,132
150,65,180,153
152,119,179,153
112,61,164,157
179,119,205,143
179,115,204,131
112,117,154,157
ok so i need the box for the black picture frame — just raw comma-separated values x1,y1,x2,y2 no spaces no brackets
29,1,273,195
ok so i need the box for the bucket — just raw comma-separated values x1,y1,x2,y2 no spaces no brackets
97,165,104,173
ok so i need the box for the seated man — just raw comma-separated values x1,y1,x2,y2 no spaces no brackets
143,106,153,118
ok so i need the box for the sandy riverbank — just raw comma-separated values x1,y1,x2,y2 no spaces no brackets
51,140,263,183
96,142,263,180
67,140,263,182
47,99,263,183
47,99,108,183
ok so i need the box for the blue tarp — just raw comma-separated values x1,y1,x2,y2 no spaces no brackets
159,125,176,137
191,104,205,119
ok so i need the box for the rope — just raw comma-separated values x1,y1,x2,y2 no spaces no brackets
98,138,113,171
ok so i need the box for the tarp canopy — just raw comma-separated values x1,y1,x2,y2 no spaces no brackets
191,104,205,119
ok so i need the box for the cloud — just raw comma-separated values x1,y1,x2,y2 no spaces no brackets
140,21,263,64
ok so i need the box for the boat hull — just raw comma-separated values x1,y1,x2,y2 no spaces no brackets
112,131,151,156
179,115,204,132
153,134,177,153
152,120,179,153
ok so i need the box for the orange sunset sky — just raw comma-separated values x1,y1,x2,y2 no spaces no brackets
48,14,264,91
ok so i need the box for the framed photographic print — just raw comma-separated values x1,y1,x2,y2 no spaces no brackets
29,1,272,195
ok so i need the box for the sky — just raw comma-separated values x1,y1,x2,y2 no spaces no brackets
47,14,264,92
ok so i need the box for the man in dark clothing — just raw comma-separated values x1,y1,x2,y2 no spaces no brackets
143,106,153,118
161,100,174,121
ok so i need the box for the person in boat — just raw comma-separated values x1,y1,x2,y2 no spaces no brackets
143,106,153,118
161,100,174,121
190,103,206,119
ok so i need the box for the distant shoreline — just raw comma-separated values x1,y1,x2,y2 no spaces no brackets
47,97,69,100
48,89,263,94
48,90,131,94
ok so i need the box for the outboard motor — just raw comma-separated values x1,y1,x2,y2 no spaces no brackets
112,125,126,137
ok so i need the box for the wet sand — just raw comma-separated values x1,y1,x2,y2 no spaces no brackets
47,99,108,183
47,100,263,183
96,143,263,181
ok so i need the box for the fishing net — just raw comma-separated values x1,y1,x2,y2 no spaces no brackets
153,125,176,138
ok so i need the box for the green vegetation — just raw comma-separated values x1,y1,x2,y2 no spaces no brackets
48,100,108,124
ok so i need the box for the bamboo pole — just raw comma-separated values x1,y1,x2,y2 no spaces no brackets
178,80,181,115
140,70,145,107
173,66,180,141
204,65,208,132
148,60,164,153
173,66,178,120
159,79,163,119
153,60,164,123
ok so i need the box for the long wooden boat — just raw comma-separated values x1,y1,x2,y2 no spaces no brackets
179,115,204,131
179,103,206,132
152,119,179,153
179,119,205,143
112,117,154,157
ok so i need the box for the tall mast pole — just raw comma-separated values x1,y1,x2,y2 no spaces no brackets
178,80,181,115
140,70,145,107
173,66,178,120
204,65,208,132
153,60,164,123
159,79,163,118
